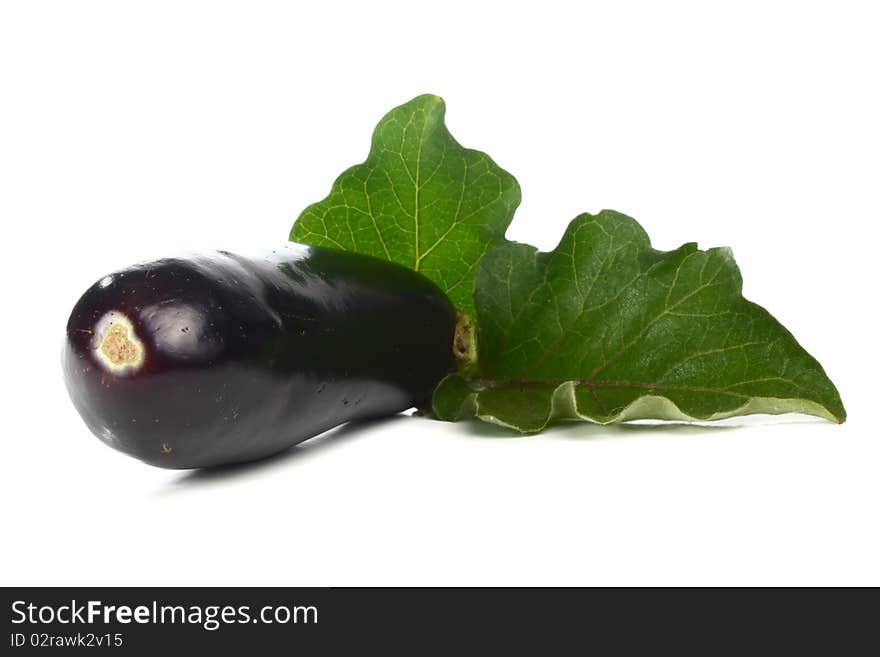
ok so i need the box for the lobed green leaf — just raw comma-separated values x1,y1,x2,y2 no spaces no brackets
290,94,520,315
434,210,846,431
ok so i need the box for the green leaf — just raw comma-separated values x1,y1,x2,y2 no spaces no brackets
433,210,846,431
290,94,521,315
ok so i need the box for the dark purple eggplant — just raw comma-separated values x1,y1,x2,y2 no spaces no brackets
63,244,457,468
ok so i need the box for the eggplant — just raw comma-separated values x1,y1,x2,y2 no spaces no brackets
63,244,457,469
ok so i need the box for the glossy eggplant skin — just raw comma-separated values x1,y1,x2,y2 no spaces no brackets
63,244,457,469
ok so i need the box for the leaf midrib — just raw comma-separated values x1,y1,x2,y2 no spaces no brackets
467,376,809,399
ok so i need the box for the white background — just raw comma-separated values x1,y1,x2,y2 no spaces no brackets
1,1,877,586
